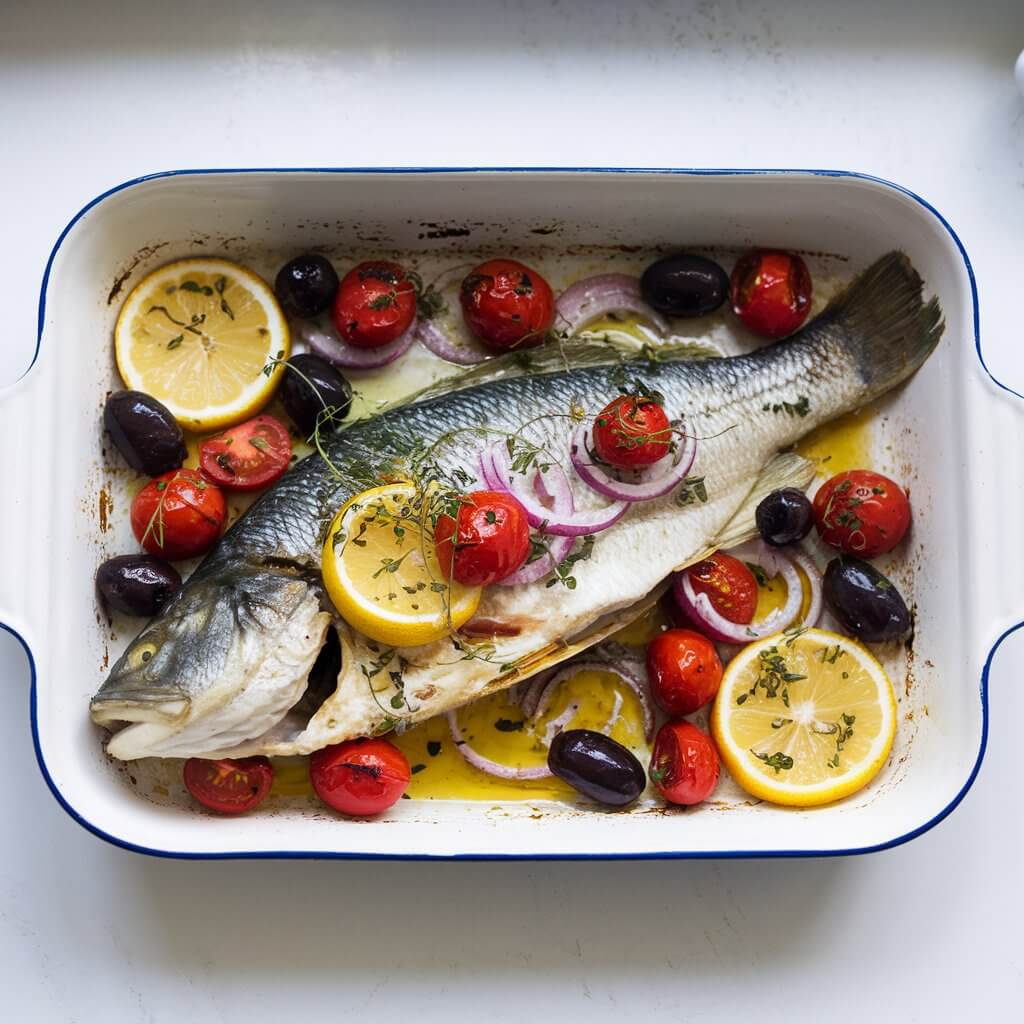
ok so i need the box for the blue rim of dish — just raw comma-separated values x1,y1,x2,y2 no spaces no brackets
8,166,1001,860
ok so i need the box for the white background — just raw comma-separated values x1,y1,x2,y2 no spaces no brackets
2,1,1023,1020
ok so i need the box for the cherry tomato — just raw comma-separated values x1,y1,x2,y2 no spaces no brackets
813,469,911,557
730,249,812,338
332,260,416,348
183,756,273,814
309,738,411,816
199,414,292,492
646,628,723,716
592,395,673,469
686,552,758,625
435,490,531,586
649,721,720,806
460,259,554,351
130,468,226,560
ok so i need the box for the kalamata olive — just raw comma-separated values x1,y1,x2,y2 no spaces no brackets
103,390,187,476
274,254,339,319
823,556,911,643
756,488,814,546
280,353,353,436
96,555,182,617
640,253,729,318
547,729,646,807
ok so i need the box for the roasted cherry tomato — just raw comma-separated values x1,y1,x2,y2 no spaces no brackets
332,260,416,348
460,259,554,351
435,490,531,586
730,249,812,338
812,469,911,557
592,394,673,469
647,628,723,716
686,552,758,624
649,721,720,806
130,468,226,560
183,756,273,814
309,738,411,816
199,414,292,491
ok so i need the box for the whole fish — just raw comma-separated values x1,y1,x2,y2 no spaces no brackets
92,252,942,760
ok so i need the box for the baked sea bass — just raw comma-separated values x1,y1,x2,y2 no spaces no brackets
91,252,942,760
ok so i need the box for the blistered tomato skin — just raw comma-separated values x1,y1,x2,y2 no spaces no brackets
647,628,724,716
435,491,531,586
280,353,353,436
103,390,187,477
460,259,555,351
547,730,646,807
274,254,339,319
130,469,226,561
310,738,411,816
756,488,815,547
332,261,417,349
183,757,274,814
813,470,911,557
96,555,182,617
823,556,912,643
687,553,758,624
592,395,673,469
730,249,812,339
640,253,729,317
649,721,720,806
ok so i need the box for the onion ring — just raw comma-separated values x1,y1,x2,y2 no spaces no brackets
415,318,491,365
296,318,416,370
555,273,670,336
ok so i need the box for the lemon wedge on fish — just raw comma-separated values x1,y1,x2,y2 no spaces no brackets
710,628,896,807
114,258,289,431
322,483,482,647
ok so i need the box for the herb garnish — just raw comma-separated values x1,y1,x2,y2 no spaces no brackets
763,395,810,418
752,750,794,773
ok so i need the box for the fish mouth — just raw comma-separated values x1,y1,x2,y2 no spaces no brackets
90,691,190,727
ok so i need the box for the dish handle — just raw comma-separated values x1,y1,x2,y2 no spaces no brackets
0,367,42,656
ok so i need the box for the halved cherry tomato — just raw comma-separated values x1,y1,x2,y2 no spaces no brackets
813,469,911,557
310,738,411,816
649,721,720,806
332,260,416,348
199,414,292,491
730,249,812,338
183,756,273,814
646,628,723,716
130,468,226,560
435,490,531,586
592,394,673,469
460,259,554,351
687,552,758,624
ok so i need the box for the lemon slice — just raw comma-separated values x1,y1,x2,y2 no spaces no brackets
322,483,481,647
710,627,896,806
114,258,289,431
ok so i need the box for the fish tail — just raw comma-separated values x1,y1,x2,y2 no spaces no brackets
818,251,944,403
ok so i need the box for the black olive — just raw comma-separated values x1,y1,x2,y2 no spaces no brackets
823,557,911,643
274,254,339,319
280,354,353,436
547,729,646,807
103,391,187,476
756,488,814,547
96,555,182,617
640,253,729,318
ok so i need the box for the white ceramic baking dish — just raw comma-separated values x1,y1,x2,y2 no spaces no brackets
1,168,1016,860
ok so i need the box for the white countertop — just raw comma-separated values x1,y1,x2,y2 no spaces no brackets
2,1,1022,1019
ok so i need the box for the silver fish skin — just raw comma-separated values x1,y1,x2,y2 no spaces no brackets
91,252,942,760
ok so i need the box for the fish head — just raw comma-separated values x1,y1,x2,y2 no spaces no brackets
90,568,318,729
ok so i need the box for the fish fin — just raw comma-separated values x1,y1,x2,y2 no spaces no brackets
396,335,722,408
704,451,817,555
810,250,944,403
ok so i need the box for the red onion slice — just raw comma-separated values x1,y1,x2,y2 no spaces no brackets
672,543,822,645
569,423,698,503
519,668,557,718
295,318,416,370
555,273,670,336
488,442,629,537
446,710,553,780
415,319,492,365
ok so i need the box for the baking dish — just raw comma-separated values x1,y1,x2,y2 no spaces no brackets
1,167,1015,859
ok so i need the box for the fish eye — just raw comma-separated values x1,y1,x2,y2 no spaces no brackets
129,642,160,669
